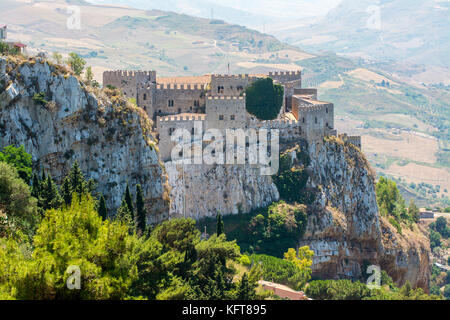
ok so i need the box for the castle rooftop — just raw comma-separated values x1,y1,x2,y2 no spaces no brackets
293,95,332,106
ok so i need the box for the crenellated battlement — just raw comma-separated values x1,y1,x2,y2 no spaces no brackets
268,70,302,86
207,95,245,100
154,83,207,91
268,71,301,77
211,74,257,80
103,70,156,78
158,114,206,122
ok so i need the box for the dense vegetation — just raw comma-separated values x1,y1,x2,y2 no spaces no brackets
0,146,286,300
376,176,420,234
272,146,314,204
305,278,441,300
250,247,313,291
428,216,449,250
245,78,284,120
200,201,307,258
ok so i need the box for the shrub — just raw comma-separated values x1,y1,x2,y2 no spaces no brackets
32,92,48,106
245,78,283,120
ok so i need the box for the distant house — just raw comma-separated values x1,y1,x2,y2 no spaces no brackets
0,25,7,40
259,280,310,300
12,42,27,53
419,208,434,219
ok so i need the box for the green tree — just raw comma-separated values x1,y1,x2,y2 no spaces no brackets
435,217,448,238
236,273,256,300
153,218,200,253
68,160,86,197
216,213,224,236
283,246,314,288
67,53,86,76
408,200,420,223
376,176,400,216
0,162,38,236
429,229,441,250
0,196,144,299
98,195,107,220
245,78,284,120
0,145,32,183
116,198,134,230
41,174,62,210
85,66,94,85
61,176,72,206
124,183,134,221
135,184,146,235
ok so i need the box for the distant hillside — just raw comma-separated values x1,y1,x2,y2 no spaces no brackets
86,0,341,28
276,0,450,69
0,0,298,78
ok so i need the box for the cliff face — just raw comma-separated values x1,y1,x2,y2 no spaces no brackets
165,162,279,220
0,56,430,289
301,137,430,289
0,57,168,221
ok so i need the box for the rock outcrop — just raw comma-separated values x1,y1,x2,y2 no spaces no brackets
165,162,279,220
300,137,430,289
0,56,168,221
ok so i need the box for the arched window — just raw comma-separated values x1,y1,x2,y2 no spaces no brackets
143,93,147,101
315,117,317,124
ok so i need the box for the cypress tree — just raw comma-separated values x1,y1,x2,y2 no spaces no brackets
216,213,224,236
40,167,46,182
135,184,146,235
98,195,107,220
124,182,134,220
69,160,85,196
31,172,41,199
236,273,255,300
116,198,134,232
61,176,72,206
42,174,62,210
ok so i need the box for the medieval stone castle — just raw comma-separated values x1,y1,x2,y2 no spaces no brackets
103,69,361,162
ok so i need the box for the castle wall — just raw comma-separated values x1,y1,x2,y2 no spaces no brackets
210,74,260,97
339,134,362,150
157,114,205,162
103,70,156,99
293,96,334,141
205,96,247,131
268,71,302,87
138,83,206,120
248,118,304,144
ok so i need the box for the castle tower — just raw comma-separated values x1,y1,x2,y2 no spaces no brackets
205,95,246,131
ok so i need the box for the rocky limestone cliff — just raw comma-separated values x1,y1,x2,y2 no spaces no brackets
0,56,168,222
300,136,430,289
0,55,430,290
165,162,279,220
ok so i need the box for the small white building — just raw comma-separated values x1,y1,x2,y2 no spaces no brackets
419,208,434,219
